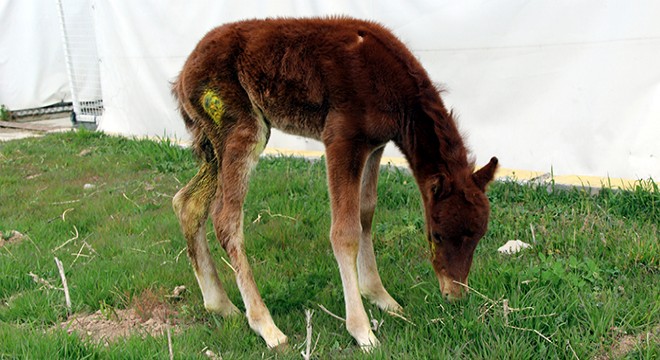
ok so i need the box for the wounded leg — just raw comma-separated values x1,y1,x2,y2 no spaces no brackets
358,147,403,312
212,122,287,349
173,161,239,316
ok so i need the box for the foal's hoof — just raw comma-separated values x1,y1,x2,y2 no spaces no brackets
260,326,288,350
355,331,381,353
270,341,289,353
265,334,289,350
358,336,381,353
384,301,404,314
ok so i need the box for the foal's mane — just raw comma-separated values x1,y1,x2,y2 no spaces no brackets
362,21,473,174
420,89,473,174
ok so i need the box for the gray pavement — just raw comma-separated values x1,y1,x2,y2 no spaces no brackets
0,117,73,141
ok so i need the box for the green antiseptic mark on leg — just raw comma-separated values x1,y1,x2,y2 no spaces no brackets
201,89,225,125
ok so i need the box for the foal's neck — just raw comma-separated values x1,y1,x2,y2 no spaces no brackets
395,93,470,187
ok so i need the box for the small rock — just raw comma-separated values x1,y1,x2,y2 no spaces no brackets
172,285,186,298
78,149,93,157
83,183,96,190
498,240,532,254
204,349,222,360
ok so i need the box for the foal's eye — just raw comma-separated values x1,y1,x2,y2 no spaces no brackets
432,232,443,243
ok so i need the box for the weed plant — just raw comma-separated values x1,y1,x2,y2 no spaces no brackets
0,105,9,121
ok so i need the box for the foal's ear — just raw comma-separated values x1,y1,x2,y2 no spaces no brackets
428,173,452,200
473,157,499,191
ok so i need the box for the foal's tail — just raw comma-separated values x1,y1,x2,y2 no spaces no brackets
171,76,216,163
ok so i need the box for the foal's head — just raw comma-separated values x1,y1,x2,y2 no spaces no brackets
425,157,498,300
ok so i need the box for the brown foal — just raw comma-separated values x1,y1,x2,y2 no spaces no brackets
172,17,498,350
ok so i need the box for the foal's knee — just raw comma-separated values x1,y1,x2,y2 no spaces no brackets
330,223,362,255
173,191,196,225
173,191,210,239
172,190,185,217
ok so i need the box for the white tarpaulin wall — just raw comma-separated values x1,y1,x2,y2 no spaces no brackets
0,1,70,109
2,1,659,180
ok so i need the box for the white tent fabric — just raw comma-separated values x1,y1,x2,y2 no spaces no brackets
2,0,659,180
0,1,70,109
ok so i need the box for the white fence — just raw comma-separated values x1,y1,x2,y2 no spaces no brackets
56,0,103,123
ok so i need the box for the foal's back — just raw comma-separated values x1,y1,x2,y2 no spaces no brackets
176,17,426,143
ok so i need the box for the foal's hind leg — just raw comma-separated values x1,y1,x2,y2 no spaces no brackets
211,119,287,349
173,161,239,316
358,147,403,313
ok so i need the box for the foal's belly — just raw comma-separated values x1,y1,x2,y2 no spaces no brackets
254,100,327,141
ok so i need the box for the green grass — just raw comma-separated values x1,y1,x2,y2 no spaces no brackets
0,105,10,121
1,130,658,359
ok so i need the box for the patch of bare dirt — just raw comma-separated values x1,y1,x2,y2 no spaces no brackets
0,230,25,247
59,304,179,345
57,287,187,345
594,324,660,360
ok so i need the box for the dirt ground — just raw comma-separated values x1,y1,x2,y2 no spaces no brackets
0,230,25,248
594,324,660,360
58,304,179,345
1,227,183,346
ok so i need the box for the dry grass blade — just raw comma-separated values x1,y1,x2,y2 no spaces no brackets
122,192,141,209
260,208,297,222
317,304,345,322
369,309,385,332
83,240,98,255
505,324,554,345
28,272,61,290
25,234,42,255
428,318,445,326
52,226,79,252
566,340,580,360
301,309,314,360
70,243,88,267
174,247,187,263
454,280,554,345
1,245,15,259
51,199,81,205
386,310,416,327
220,257,236,273
61,208,75,222
167,319,174,360
54,257,72,315
252,213,262,224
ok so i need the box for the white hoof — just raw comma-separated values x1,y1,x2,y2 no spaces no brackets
262,326,288,349
357,331,381,352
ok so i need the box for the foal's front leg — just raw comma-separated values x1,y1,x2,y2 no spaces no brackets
325,142,380,350
358,147,403,312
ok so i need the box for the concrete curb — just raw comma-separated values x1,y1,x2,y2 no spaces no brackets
262,148,652,193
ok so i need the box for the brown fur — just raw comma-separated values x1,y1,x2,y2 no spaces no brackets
172,17,498,349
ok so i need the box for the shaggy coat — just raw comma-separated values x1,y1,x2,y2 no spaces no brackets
172,17,498,350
